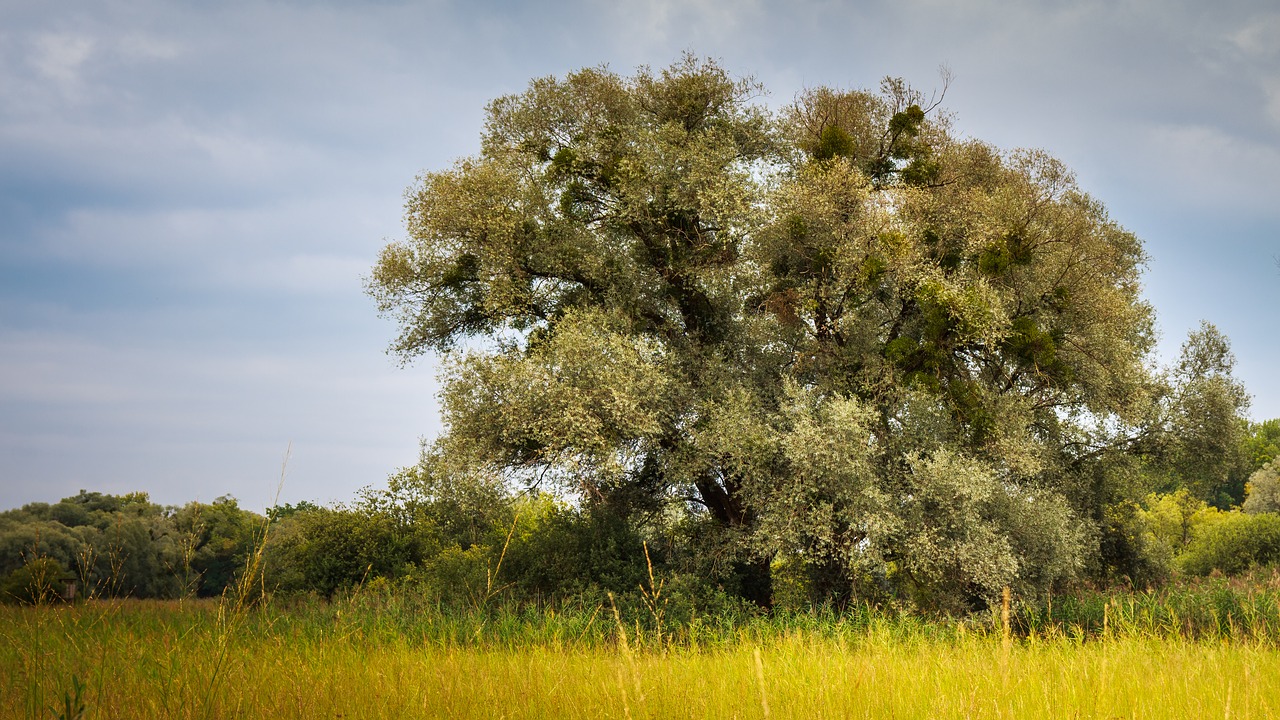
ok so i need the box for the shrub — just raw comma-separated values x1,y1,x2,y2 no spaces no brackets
1178,511,1280,575
0,556,69,604
1138,489,1233,576
499,496,648,600
419,544,492,607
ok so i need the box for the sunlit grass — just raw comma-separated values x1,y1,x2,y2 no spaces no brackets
4,597,1280,719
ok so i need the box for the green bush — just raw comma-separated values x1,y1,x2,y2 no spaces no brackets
0,556,69,604
499,496,648,600
420,544,492,607
1095,500,1171,588
1178,512,1280,575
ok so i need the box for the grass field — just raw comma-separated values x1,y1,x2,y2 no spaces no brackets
4,591,1280,719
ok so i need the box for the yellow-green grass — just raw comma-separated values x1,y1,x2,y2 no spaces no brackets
3,600,1277,719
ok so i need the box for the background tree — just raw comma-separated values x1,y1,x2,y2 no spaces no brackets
0,491,278,601
1149,323,1251,506
1243,419,1280,473
1243,461,1280,515
171,496,263,597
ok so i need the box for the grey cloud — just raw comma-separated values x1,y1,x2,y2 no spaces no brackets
0,319,441,510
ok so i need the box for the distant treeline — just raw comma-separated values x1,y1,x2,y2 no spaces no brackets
0,481,708,610
3,417,1280,611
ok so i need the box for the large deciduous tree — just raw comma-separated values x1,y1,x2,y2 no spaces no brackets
369,56,1220,609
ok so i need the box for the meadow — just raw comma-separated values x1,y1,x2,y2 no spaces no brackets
6,578,1280,720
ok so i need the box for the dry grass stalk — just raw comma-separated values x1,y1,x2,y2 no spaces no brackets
608,591,645,712
638,541,666,646
1001,586,1012,654
478,505,522,609
753,647,771,719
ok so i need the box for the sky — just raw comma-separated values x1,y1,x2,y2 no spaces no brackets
1,0,1277,512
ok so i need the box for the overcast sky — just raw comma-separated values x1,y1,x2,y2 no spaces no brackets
2,0,1278,512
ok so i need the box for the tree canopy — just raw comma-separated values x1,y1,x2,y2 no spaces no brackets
368,56,1248,610
0,491,264,601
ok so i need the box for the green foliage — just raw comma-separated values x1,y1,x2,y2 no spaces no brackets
280,506,420,598
259,512,308,595
1139,488,1228,557
510,499,651,597
0,556,68,604
1243,461,1280,515
0,491,267,601
904,451,1088,608
0,519,85,579
1147,323,1252,507
171,496,262,597
1244,419,1280,470
265,500,321,522
419,544,492,606
813,124,855,161
364,55,1240,612
1179,511,1280,575
49,676,86,720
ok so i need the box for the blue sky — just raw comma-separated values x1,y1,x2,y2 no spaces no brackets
2,0,1278,511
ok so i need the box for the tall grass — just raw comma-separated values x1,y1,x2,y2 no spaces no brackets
4,597,1280,718
1016,570,1280,642
243,569,1280,650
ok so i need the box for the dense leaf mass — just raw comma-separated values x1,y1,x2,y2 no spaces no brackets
368,57,1249,610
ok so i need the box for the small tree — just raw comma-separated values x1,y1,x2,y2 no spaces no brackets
1243,461,1280,515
